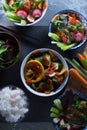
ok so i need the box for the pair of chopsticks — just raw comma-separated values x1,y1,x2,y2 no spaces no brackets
0,24,17,35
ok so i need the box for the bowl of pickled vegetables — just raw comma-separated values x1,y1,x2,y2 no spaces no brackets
2,0,48,26
48,10,87,51
50,89,87,130
20,48,69,97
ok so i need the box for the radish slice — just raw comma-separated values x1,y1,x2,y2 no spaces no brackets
16,10,27,19
32,9,42,18
27,15,35,23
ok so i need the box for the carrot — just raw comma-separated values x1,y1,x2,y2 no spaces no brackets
69,68,87,89
68,16,79,26
77,53,87,69
7,0,14,4
42,1,47,10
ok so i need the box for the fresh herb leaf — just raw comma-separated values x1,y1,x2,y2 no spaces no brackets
59,14,68,20
0,40,4,45
76,22,83,32
0,46,7,55
67,23,76,31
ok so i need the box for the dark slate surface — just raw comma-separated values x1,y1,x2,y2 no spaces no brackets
0,0,87,130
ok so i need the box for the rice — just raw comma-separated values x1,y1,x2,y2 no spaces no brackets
0,86,29,123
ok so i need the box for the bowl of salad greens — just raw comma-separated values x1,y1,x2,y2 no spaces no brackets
0,32,20,70
50,89,87,130
2,0,48,26
48,9,87,51
20,48,69,97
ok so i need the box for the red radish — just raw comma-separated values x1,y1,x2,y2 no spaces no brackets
74,32,83,43
16,10,27,19
32,9,42,18
27,15,35,23
62,36,68,43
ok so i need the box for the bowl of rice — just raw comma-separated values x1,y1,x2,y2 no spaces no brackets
0,85,29,123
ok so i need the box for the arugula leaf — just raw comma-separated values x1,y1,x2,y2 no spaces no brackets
67,23,76,31
59,14,68,20
76,22,83,32
53,20,65,30
14,0,25,7
0,40,4,45
0,46,7,55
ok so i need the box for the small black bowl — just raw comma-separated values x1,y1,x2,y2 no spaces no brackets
0,32,21,70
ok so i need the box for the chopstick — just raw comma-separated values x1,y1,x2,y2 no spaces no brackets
0,24,17,36
0,24,41,43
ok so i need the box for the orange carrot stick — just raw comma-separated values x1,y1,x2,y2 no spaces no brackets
69,68,87,89
77,53,87,69
77,53,84,61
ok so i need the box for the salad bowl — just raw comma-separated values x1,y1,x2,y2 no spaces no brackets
20,48,69,97
48,9,87,51
2,0,48,26
0,32,20,70
50,89,87,130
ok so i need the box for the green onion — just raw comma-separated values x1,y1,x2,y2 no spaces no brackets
65,58,87,80
51,41,76,51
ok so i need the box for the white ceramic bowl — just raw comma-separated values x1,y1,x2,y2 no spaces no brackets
20,48,69,97
2,0,48,26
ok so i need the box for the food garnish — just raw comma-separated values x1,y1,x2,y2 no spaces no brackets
48,12,85,51
50,89,87,130
24,50,67,94
24,59,44,83
2,0,47,25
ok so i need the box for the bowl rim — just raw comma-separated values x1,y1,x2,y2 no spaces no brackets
20,48,69,97
48,9,87,50
0,31,21,70
3,0,48,26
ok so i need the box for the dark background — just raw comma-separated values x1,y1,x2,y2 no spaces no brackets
0,0,87,129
